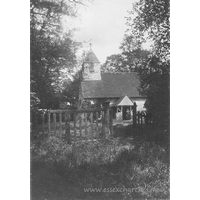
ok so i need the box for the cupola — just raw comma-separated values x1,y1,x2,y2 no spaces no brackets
82,45,101,81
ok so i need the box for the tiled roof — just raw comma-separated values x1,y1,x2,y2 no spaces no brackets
84,49,100,63
81,72,143,98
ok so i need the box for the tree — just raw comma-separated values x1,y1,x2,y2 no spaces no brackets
62,71,81,108
30,0,86,132
102,35,149,73
101,54,128,72
126,0,170,128
127,0,170,63
120,34,150,71
30,0,81,109
137,56,170,127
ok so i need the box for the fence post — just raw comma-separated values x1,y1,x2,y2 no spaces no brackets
145,113,148,124
53,112,56,135
74,113,77,144
139,112,142,130
101,110,106,138
59,111,62,139
102,102,109,137
65,112,71,144
42,112,45,134
48,111,51,135
79,114,82,140
106,109,109,128
96,112,99,139
110,108,113,136
84,113,88,138
132,102,137,127
90,112,93,141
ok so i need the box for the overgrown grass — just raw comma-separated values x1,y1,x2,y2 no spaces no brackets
31,127,170,200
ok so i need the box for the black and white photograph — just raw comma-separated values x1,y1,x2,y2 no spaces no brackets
30,0,170,199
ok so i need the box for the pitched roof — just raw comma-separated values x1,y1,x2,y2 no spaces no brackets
110,95,134,107
84,49,100,63
81,72,143,99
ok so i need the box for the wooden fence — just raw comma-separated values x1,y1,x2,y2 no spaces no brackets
33,102,154,142
132,102,154,127
38,107,113,144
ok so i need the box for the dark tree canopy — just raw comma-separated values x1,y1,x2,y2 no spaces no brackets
30,0,87,130
30,0,81,109
62,71,81,107
120,34,150,71
101,54,128,73
126,0,170,63
126,0,170,128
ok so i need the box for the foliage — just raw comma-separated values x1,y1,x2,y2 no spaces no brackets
126,0,170,63
30,0,81,110
101,54,128,72
102,37,149,73
137,56,170,127
30,0,87,135
30,91,42,131
61,71,81,107
102,0,171,127
125,0,170,128
120,34,150,71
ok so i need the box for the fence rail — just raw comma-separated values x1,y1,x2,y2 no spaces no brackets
132,102,154,127
35,107,113,144
32,103,154,142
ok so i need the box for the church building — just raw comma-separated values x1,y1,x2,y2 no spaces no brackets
79,48,146,120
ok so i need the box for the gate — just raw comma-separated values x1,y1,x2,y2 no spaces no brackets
132,102,154,127
39,107,113,144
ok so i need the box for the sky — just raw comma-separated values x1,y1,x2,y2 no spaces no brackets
67,0,138,64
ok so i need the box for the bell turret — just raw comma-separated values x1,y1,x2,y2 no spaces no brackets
82,45,101,81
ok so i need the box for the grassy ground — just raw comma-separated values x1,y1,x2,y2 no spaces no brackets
31,122,170,200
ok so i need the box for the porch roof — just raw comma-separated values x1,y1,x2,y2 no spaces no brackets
110,95,133,107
